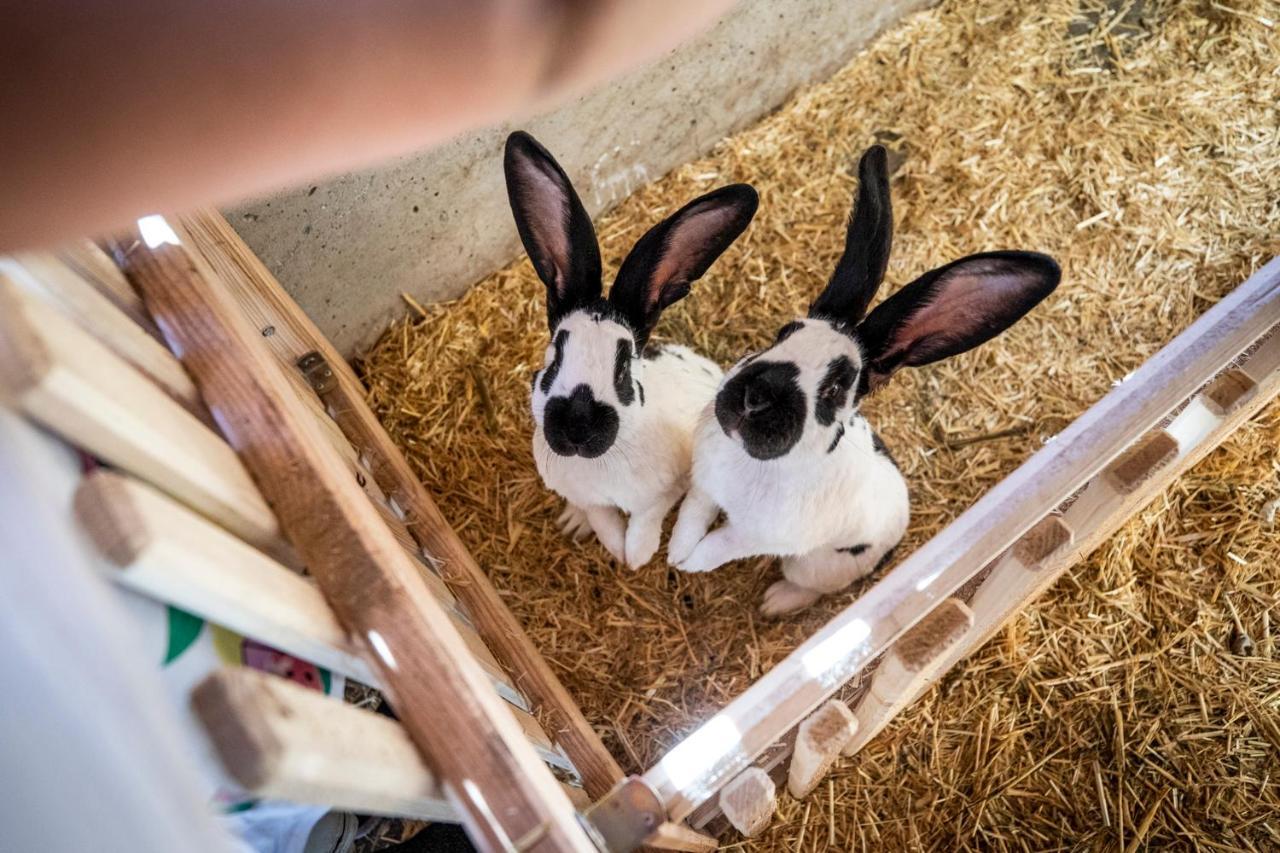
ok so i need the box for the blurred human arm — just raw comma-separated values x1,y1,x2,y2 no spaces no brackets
0,0,736,251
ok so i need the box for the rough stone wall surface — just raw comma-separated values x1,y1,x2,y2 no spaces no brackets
227,0,932,355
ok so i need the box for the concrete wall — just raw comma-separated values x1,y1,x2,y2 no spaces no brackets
227,0,931,356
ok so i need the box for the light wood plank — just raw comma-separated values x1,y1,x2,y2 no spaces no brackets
192,668,586,822
177,209,624,801
644,822,719,853
0,275,290,564
193,667,458,822
3,254,204,417
841,599,973,757
718,768,774,838
114,220,594,853
57,240,159,334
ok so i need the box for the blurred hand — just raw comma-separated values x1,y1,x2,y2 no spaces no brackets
0,0,737,251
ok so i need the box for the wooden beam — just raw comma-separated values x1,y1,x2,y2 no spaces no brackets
643,258,1280,820
841,599,974,757
175,209,625,802
192,668,588,822
1202,367,1256,416
113,220,594,853
1101,429,1178,494
0,274,289,563
643,822,719,853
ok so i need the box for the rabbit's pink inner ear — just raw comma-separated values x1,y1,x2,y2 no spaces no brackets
859,251,1060,381
890,273,1013,365
513,165,573,294
647,204,744,300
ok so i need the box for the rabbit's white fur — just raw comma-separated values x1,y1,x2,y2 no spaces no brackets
667,144,1059,615
505,130,757,570
533,309,723,567
669,319,907,614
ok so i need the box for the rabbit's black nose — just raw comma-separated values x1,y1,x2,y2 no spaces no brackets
715,360,806,460
543,384,619,458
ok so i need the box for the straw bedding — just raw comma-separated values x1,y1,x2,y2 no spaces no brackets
361,0,1280,847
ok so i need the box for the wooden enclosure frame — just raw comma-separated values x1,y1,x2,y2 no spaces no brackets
2,209,1275,851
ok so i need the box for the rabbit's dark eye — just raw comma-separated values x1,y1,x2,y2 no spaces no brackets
613,339,636,406
814,355,857,426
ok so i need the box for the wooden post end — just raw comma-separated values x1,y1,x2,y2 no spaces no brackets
1103,430,1179,495
719,767,775,838
787,700,858,799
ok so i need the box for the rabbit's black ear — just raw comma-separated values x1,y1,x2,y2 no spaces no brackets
609,184,758,347
504,131,602,329
856,251,1060,393
808,145,893,328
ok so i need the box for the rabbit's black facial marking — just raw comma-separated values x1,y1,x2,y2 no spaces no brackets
636,381,645,406
613,338,636,406
540,329,568,394
826,422,845,453
543,384,619,458
718,319,864,460
814,355,857,426
836,543,869,556
775,321,804,344
715,360,806,460
871,430,899,469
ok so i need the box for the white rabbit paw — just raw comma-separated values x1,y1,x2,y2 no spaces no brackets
675,539,723,574
667,525,705,567
760,580,822,617
624,521,661,570
557,504,592,542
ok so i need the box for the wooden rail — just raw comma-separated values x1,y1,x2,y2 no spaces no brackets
113,217,596,853
175,210,627,802
646,258,1280,821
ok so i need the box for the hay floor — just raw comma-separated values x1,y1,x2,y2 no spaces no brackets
362,0,1280,848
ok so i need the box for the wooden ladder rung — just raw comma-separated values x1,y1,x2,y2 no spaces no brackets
73,470,555,734
193,667,459,822
718,766,775,838
843,598,974,757
1102,429,1179,495
0,276,290,564
57,241,157,333
3,253,203,416
787,700,857,799
1201,367,1257,416
1010,512,1074,566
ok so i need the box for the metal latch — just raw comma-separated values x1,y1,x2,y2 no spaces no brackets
580,777,666,853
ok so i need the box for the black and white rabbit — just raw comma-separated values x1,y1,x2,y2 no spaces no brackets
504,131,758,568
669,145,1061,614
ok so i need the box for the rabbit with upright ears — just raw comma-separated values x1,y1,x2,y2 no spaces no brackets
669,144,1061,615
504,131,758,568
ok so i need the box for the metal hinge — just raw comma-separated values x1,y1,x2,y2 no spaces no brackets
297,350,337,395
579,777,666,853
